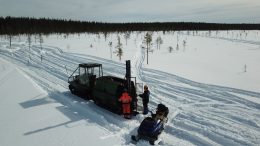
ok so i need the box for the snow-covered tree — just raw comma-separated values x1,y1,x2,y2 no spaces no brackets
8,34,12,50
39,34,44,62
144,32,152,64
124,32,130,45
168,46,173,53
108,41,113,59
176,43,179,51
27,34,32,63
97,33,101,43
114,36,123,61
7,34,14,56
183,40,186,51
103,32,108,41
156,36,163,50
176,31,179,43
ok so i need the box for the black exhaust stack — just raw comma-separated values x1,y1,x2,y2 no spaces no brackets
126,60,131,94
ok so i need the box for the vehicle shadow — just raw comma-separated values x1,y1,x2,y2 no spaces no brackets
21,91,131,136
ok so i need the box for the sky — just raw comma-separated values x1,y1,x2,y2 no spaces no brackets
1,0,260,23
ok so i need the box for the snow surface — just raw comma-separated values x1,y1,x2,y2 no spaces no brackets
0,31,260,146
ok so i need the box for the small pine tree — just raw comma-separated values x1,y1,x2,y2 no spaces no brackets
156,36,163,50
97,34,101,43
8,34,13,49
144,32,152,64
176,44,179,51
104,32,108,41
176,32,179,43
108,41,113,59
124,32,130,45
27,34,32,63
39,34,44,62
8,34,12,54
183,40,186,51
183,40,186,47
114,36,123,61
168,46,173,53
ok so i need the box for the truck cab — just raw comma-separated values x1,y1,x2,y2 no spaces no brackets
68,63,103,100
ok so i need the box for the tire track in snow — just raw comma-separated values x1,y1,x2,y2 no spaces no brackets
132,45,260,145
1,42,260,146
0,44,148,145
146,73,260,145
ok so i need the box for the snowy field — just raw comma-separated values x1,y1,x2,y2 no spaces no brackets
0,31,260,146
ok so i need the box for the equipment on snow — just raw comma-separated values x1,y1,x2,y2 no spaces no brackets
131,104,169,145
68,60,140,116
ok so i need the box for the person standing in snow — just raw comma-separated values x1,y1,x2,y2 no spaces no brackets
119,89,132,119
139,85,150,115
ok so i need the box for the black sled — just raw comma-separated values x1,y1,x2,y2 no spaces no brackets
131,104,169,145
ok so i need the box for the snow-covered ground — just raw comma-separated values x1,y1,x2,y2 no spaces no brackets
0,31,260,146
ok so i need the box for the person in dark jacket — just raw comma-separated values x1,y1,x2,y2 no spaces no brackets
139,85,150,115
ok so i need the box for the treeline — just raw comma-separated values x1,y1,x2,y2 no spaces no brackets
1,16,260,35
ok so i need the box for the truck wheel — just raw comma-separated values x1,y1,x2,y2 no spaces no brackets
85,96,90,100
69,85,76,94
149,140,155,145
84,92,91,100
94,98,100,105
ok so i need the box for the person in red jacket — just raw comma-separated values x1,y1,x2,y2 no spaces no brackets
119,89,132,119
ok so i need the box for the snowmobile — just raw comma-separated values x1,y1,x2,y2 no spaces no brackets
131,104,169,145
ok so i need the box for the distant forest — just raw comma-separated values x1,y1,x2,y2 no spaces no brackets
1,16,260,35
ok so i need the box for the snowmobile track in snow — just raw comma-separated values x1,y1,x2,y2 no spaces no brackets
1,41,260,146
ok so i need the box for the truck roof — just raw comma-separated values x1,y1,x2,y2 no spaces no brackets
79,63,102,68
